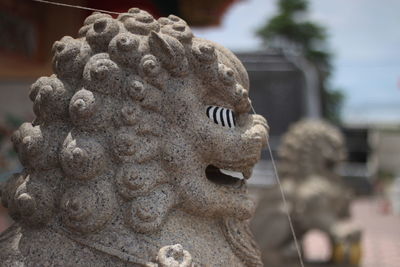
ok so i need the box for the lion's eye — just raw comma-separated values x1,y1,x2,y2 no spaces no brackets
206,106,236,128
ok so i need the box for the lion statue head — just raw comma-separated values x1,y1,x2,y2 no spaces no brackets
251,120,356,266
278,119,346,181
0,8,267,266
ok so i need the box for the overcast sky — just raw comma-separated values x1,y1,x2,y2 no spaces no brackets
193,0,400,125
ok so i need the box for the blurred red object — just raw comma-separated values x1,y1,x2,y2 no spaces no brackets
380,198,392,215
89,0,240,26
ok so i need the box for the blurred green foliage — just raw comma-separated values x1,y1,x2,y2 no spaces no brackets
0,113,23,176
377,169,395,183
5,113,25,128
257,0,344,124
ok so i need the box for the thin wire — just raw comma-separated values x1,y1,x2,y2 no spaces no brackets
266,141,305,267
251,103,305,267
250,104,257,115
32,0,122,15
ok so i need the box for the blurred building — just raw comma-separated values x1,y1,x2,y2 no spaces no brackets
237,51,372,195
340,126,372,195
236,50,322,157
369,126,400,178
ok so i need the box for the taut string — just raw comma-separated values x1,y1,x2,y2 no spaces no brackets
32,0,122,15
251,103,305,267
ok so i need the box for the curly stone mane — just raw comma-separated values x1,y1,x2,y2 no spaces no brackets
2,9,196,234
0,8,268,266
278,119,346,180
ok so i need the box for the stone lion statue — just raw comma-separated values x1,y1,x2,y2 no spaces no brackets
251,120,361,266
0,8,268,266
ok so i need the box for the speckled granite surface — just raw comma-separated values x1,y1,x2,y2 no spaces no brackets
0,7,268,266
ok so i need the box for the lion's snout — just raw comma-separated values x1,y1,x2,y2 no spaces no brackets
246,114,269,148
226,114,269,167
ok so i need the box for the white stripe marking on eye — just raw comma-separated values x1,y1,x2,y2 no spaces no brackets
206,106,236,129
221,108,228,127
215,107,222,125
228,109,234,128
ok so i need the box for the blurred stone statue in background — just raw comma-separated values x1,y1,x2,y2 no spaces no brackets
251,120,361,266
0,8,268,266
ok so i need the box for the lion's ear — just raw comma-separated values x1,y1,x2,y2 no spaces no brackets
148,31,188,76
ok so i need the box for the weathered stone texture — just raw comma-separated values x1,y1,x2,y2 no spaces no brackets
0,8,268,266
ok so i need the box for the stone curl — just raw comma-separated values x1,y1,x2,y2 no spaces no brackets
61,180,116,233
2,170,61,226
3,9,201,233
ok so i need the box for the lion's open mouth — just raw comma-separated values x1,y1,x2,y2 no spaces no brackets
205,165,250,188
